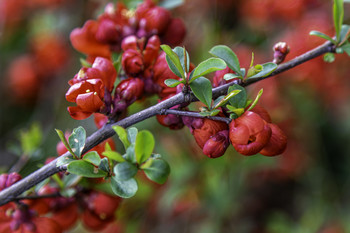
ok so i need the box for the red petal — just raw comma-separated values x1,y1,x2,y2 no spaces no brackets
260,123,287,156
92,57,117,92
70,20,111,58
235,111,265,135
76,92,104,112
33,217,62,233
68,106,92,120
51,203,79,230
229,122,250,145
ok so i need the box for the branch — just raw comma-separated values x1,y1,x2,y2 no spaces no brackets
0,40,335,207
160,109,232,124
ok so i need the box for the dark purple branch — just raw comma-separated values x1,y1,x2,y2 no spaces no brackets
0,40,335,207
160,109,232,124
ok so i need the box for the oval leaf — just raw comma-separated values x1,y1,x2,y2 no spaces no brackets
127,127,138,144
83,151,101,166
228,84,247,108
209,45,241,76
189,76,212,108
67,160,107,178
112,126,130,150
111,177,138,198
247,62,277,79
309,30,337,44
102,151,125,162
190,58,227,82
99,157,110,173
164,79,183,87
161,44,185,79
135,130,155,164
113,162,138,181
55,129,75,157
173,46,190,73
68,126,86,158
142,159,170,184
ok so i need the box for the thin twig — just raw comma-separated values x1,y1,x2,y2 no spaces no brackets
160,109,232,124
0,40,335,207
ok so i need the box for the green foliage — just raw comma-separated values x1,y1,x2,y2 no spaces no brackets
161,44,185,79
189,58,227,82
212,89,241,109
309,31,337,44
68,126,86,159
189,76,212,108
333,0,344,42
111,176,138,198
227,84,247,109
112,125,130,150
135,130,155,164
247,89,264,111
67,160,107,178
246,62,278,79
141,158,170,184
82,151,101,166
164,79,184,87
323,53,336,62
209,45,242,76
20,123,42,155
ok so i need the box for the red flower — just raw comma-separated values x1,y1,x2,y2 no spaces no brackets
66,79,105,120
202,130,230,158
259,123,287,156
122,49,144,76
70,20,111,59
162,18,186,46
91,57,117,92
229,111,272,156
115,78,144,104
192,118,228,149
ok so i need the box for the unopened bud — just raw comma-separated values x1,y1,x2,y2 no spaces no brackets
273,42,290,64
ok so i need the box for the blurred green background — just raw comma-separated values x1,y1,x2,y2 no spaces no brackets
1,0,350,232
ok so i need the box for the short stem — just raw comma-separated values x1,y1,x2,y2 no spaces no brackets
160,109,231,124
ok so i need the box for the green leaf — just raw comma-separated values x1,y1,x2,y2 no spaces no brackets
323,53,336,62
209,109,221,116
173,46,190,73
83,151,101,166
247,63,278,79
20,123,42,155
112,126,130,150
189,58,227,82
111,177,138,198
124,144,136,163
68,126,86,159
159,0,184,9
247,89,264,111
56,154,75,167
102,151,125,163
213,89,241,109
164,79,184,87
209,45,241,76
135,130,155,164
228,84,247,108
62,174,81,188
142,159,170,184
113,162,138,181
127,127,138,144
341,42,350,56
67,160,107,178
226,105,245,117
80,58,92,68
333,0,344,43
199,111,212,117
309,30,337,44
339,24,350,44
99,158,110,173
60,188,77,198
189,76,212,108
223,73,242,80
161,44,185,79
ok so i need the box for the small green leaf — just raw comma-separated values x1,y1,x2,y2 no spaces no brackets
80,58,92,68
228,84,247,108
56,154,75,167
341,42,350,56
190,58,227,82
127,127,138,144
68,126,86,159
223,73,242,80
20,123,42,155
333,0,344,43
113,162,138,181
247,89,264,111
226,105,245,117
164,79,183,87
124,144,136,163
83,151,101,166
62,174,81,188
189,76,212,108
111,177,138,198
135,130,155,164
161,44,185,79
339,24,350,44
209,45,242,76
323,53,336,62
60,188,77,198
112,53,122,73
209,109,221,116
247,63,278,79
309,30,337,44
213,89,241,109
173,46,190,73
142,159,170,184
199,111,212,117
112,126,130,150
99,158,110,173
102,151,125,162
67,160,107,178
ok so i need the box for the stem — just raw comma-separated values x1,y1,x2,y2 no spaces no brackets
0,40,335,207
160,109,232,124
14,193,61,201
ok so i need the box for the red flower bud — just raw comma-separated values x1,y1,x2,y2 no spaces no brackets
122,49,143,76
92,57,117,92
115,78,144,104
259,123,287,156
153,52,180,90
70,20,111,58
273,42,290,64
142,6,171,34
249,105,272,123
162,18,186,46
193,118,228,149
121,36,139,51
96,19,120,44
203,130,229,158
0,173,22,191
87,192,122,219
229,111,272,156
212,67,235,88
143,35,160,68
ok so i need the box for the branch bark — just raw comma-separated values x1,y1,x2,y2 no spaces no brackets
0,40,335,207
